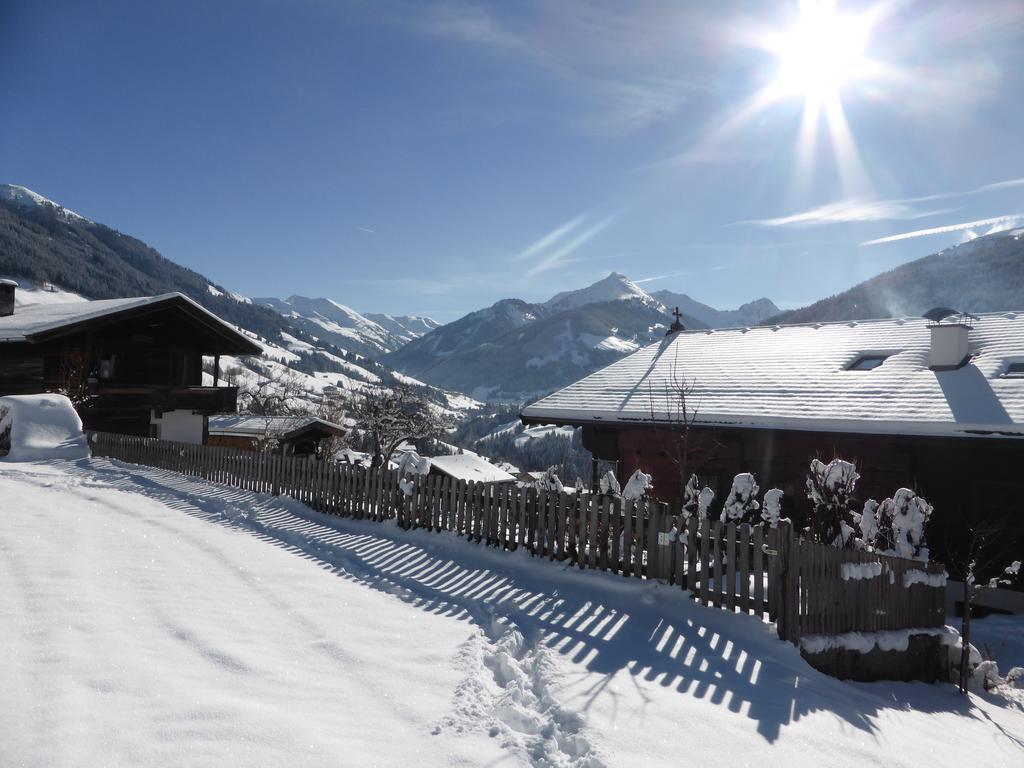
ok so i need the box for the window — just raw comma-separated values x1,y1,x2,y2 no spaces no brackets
847,354,889,371
1003,362,1024,378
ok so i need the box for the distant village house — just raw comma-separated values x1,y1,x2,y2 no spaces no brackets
208,414,346,457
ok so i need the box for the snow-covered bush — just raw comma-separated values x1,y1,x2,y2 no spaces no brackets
806,458,860,547
622,469,652,501
395,450,431,496
761,488,784,528
536,466,565,493
0,403,9,455
863,488,933,562
599,470,621,496
681,474,715,522
720,472,760,524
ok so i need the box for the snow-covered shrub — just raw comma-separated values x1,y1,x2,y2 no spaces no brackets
1007,667,1024,689
536,466,565,493
805,458,860,547
867,489,933,562
681,474,715,522
622,469,652,501
682,474,700,519
395,450,431,496
855,499,879,547
720,472,760,524
0,403,9,455
973,660,1003,691
761,488,784,528
599,470,621,496
697,487,715,521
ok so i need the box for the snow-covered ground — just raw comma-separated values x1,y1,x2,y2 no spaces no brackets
3,459,1023,767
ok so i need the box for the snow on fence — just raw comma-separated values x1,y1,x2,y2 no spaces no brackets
89,432,946,645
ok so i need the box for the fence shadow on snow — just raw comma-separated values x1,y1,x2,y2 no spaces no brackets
61,455,988,744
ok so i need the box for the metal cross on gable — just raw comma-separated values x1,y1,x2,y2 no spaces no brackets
666,306,686,335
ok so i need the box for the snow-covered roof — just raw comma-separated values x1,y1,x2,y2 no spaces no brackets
0,292,262,354
208,415,345,438
428,453,517,483
521,312,1024,439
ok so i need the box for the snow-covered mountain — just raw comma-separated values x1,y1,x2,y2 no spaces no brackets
254,296,440,358
363,313,441,342
0,183,92,224
650,290,780,328
385,273,707,401
546,272,662,312
0,185,477,424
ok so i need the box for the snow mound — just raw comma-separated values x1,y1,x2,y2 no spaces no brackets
0,394,90,461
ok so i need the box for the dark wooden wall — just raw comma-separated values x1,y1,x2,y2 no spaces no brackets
582,423,1024,564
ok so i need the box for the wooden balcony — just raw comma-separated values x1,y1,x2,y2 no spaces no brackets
86,384,239,415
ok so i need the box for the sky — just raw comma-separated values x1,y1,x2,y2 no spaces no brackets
2,0,1023,319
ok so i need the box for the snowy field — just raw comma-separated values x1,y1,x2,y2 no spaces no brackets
2,459,1023,768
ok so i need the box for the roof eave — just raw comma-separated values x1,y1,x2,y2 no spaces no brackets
520,408,1024,440
24,293,263,356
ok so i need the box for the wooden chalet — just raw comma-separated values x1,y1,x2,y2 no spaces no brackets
0,281,261,443
521,311,1024,555
208,415,346,457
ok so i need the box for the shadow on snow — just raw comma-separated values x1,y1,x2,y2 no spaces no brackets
63,457,1000,745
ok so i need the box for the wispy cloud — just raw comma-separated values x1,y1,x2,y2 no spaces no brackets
413,3,526,51
860,214,1024,246
514,213,587,261
391,1,707,135
977,177,1024,193
354,226,376,234
746,198,949,227
634,263,749,284
743,175,1024,228
524,213,619,277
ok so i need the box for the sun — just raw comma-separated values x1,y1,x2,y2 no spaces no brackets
770,1,872,102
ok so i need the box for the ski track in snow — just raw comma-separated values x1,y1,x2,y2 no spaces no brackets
4,458,1024,768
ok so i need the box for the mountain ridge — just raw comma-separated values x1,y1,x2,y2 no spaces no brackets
384,273,707,401
765,228,1024,325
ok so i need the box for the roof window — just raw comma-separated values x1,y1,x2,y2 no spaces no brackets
847,354,889,371
1002,362,1024,378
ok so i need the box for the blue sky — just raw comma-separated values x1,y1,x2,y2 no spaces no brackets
2,0,1022,319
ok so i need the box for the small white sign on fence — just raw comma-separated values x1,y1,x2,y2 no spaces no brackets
657,531,671,546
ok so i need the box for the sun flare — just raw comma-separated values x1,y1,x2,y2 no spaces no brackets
771,2,872,101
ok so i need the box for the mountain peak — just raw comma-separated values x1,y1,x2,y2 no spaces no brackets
545,271,659,311
0,184,92,224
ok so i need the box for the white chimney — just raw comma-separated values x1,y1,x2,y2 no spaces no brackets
928,320,971,368
0,279,16,317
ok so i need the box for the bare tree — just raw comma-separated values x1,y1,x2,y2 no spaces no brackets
314,387,349,461
237,367,311,452
349,384,452,468
945,519,1023,694
646,351,720,514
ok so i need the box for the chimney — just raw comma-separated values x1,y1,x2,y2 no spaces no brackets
928,317,971,368
0,279,16,317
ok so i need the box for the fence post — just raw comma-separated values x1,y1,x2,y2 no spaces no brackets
774,521,799,644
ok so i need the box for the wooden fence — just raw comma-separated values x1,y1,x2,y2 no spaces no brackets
89,432,947,644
